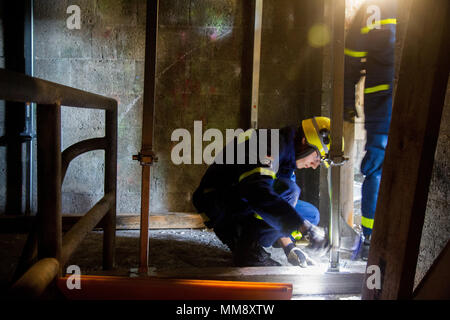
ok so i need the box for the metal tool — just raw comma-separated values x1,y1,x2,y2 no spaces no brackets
325,155,362,266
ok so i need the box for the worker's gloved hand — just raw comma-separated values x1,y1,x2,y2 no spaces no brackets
287,246,316,268
301,220,330,257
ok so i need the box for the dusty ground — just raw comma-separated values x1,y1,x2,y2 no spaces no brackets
68,228,235,273
0,228,232,286
0,180,365,298
1,181,365,293
1,227,364,300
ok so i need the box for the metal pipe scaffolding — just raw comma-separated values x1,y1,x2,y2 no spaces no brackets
328,0,346,272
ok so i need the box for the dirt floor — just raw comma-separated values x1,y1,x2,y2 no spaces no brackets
0,228,232,284
1,227,364,300
0,179,365,298
0,179,366,299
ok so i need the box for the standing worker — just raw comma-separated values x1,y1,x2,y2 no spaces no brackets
344,0,397,259
193,117,331,267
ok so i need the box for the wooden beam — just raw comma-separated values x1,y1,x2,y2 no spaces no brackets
103,106,118,270
239,0,256,130
61,193,114,267
148,266,366,296
10,258,60,299
362,0,450,300
413,240,450,299
0,212,206,233
36,103,62,265
105,212,205,230
138,0,159,274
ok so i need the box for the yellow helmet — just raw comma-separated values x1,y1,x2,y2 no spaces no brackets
302,116,331,163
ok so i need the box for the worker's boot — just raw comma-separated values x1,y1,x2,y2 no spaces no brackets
361,235,371,261
233,239,281,267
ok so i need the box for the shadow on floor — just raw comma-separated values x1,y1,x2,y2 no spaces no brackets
65,230,233,274
0,229,234,288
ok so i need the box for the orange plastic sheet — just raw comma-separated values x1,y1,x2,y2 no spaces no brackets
57,275,293,300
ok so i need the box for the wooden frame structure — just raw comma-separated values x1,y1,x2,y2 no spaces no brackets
0,69,118,298
362,0,450,300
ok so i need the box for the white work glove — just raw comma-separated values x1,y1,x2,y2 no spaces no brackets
287,247,316,268
301,220,330,257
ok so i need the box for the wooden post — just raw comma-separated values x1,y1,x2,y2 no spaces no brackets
137,0,159,274
64,193,114,267
36,103,62,269
103,108,117,270
362,0,450,300
239,0,256,130
413,240,450,299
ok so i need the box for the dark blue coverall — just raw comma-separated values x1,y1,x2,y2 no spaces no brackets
344,0,397,237
192,126,319,250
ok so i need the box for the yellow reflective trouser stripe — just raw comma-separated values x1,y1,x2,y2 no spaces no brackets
238,167,276,183
253,213,302,240
361,216,374,230
344,48,367,58
361,18,397,34
364,84,390,94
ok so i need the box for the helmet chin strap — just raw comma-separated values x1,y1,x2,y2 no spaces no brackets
311,117,329,155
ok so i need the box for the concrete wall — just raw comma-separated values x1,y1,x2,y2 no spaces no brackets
414,79,450,288
27,0,325,215
259,0,324,210
151,0,244,213
154,0,325,213
33,0,146,214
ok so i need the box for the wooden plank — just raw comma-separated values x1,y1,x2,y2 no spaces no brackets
69,265,366,296
239,0,256,129
61,193,114,267
36,103,62,266
10,258,60,299
103,107,117,270
0,212,206,233
362,0,450,300
106,213,205,230
148,266,365,296
413,240,450,299
0,69,116,110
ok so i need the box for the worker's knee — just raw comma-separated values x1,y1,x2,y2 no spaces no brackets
361,147,386,178
295,200,320,225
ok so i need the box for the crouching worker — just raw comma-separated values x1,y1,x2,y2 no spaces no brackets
192,117,332,267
